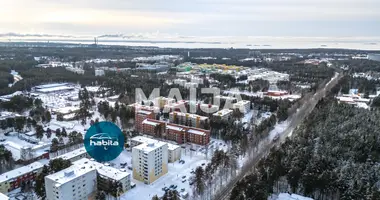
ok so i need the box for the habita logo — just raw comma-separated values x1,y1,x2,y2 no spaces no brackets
84,121,124,162
89,133,119,150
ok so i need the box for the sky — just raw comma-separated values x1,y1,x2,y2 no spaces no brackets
1,0,380,37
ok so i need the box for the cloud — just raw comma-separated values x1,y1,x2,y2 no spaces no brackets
0,0,379,36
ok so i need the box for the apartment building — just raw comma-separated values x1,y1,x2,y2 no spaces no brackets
0,161,44,194
165,123,210,145
135,110,155,132
163,100,187,113
130,136,181,163
154,97,175,109
45,158,131,200
232,100,251,113
132,141,168,184
191,77,203,84
45,164,97,200
212,109,233,120
141,119,165,137
53,147,89,162
73,158,131,195
169,112,209,129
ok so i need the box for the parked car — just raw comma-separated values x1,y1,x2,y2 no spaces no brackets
181,188,185,192
182,179,186,183
182,176,186,179
201,163,205,166
162,187,168,191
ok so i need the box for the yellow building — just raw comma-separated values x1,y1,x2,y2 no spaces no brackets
132,141,168,184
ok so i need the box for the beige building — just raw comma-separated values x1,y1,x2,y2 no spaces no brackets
132,141,168,184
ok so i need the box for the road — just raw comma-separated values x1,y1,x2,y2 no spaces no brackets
214,72,343,200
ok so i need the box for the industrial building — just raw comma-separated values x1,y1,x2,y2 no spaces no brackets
132,141,168,184
33,83,75,93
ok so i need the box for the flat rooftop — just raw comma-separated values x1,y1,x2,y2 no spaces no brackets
213,109,233,116
0,161,44,183
133,141,167,153
170,112,208,120
73,158,130,181
131,136,180,151
142,119,160,126
36,86,74,93
187,129,207,136
45,163,95,186
54,147,87,161
166,124,184,131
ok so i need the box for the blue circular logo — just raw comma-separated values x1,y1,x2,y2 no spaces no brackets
84,121,124,162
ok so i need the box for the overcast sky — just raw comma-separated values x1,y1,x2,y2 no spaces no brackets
1,0,379,37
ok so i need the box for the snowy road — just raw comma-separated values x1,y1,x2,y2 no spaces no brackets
214,72,343,200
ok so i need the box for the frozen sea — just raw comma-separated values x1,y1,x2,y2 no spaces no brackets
1,36,380,50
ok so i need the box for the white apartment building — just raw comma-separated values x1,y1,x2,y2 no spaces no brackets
132,141,168,184
130,136,181,163
167,143,182,163
45,164,97,200
73,158,131,194
45,158,131,200
213,109,233,120
232,100,251,113
95,69,105,76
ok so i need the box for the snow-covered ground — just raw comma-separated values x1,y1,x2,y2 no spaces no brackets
110,138,229,200
269,193,314,200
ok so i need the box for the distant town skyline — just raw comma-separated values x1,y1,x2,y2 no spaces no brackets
1,0,379,37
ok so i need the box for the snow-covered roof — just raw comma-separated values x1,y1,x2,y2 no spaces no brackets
0,161,44,183
54,147,87,161
45,163,96,186
187,129,206,136
170,112,208,120
166,125,184,131
53,106,80,115
133,141,167,153
0,192,8,199
137,110,153,115
167,143,180,151
36,85,74,93
35,83,69,89
273,193,313,200
73,158,130,181
142,119,160,126
213,109,233,117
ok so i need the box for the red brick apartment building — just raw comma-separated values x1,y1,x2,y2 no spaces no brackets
141,118,166,137
135,109,155,132
165,123,210,145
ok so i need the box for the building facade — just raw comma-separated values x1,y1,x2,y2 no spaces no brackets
130,136,181,163
45,165,97,200
0,161,44,194
95,69,105,76
232,100,251,113
135,110,155,133
132,142,168,184
212,109,233,120
169,112,209,129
